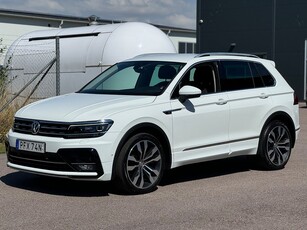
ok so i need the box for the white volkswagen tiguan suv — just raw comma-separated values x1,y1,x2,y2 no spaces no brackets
6,53,300,194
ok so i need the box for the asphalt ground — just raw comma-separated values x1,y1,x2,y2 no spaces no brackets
0,105,307,230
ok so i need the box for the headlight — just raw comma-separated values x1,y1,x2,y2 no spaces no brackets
66,120,113,138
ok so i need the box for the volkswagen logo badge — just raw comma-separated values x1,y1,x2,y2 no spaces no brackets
31,121,40,135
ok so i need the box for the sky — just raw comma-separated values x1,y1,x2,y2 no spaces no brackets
0,0,196,29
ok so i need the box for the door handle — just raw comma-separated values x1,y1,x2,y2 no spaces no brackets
216,99,227,105
259,93,269,99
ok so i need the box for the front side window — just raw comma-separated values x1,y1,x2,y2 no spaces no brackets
172,62,217,98
79,61,185,96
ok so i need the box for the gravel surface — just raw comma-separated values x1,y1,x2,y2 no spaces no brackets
1,106,307,230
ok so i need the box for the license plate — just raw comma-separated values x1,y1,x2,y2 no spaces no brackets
16,139,46,153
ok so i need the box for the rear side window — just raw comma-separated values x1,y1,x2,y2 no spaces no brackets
219,61,254,91
249,63,265,88
218,61,276,92
254,63,275,87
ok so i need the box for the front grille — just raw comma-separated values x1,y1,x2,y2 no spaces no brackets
13,118,70,138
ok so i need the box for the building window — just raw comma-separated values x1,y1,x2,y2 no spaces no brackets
178,42,196,54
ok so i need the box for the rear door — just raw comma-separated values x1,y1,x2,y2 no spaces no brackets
218,60,273,156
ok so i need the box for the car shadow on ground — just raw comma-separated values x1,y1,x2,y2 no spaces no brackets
160,156,258,186
0,172,114,197
1,156,258,196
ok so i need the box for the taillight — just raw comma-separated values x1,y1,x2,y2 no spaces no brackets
293,92,299,105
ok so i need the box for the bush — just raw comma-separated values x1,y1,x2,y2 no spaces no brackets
0,39,7,94
0,38,14,143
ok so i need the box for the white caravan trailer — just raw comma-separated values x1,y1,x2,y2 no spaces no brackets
5,22,176,97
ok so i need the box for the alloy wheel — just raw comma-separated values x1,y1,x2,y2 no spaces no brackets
266,125,291,167
126,139,162,189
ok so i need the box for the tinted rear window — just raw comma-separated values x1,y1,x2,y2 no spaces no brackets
218,61,275,92
219,61,254,91
254,63,275,87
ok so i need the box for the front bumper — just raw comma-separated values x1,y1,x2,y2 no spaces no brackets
7,162,98,178
6,130,118,181
7,146,103,179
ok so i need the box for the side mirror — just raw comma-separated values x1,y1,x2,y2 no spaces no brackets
178,85,201,102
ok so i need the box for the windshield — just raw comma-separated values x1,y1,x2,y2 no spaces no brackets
79,61,185,96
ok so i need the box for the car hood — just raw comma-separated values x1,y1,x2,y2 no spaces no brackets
15,93,156,122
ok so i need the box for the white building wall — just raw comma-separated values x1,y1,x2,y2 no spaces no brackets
168,36,196,53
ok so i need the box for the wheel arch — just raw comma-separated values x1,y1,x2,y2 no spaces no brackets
111,122,172,180
262,111,296,148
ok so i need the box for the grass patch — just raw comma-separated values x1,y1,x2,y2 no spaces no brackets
0,143,5,154
0,94,16,143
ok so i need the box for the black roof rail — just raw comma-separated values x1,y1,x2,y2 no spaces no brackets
196,52,260,58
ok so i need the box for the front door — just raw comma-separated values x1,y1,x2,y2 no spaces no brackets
170,62,230,167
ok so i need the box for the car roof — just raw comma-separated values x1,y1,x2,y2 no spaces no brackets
127,53,198,63
126,52,275,66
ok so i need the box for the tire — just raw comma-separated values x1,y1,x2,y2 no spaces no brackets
115,133,165,194
257,120,292,170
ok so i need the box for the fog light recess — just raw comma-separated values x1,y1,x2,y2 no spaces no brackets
74,164,96,172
